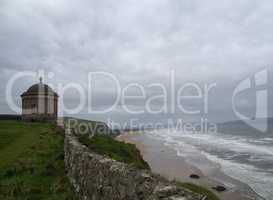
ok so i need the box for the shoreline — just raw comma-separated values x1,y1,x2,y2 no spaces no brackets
117,131,259,200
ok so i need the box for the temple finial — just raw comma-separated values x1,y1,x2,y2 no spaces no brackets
39,77,43,84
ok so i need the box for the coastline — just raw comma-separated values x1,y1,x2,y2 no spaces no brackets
117,131,260,200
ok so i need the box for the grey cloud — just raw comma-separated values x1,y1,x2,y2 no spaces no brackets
0,0,273,124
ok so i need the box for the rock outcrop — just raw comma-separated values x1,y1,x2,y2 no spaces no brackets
64,134,204,200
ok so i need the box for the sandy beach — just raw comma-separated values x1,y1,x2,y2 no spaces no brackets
117,131,260,200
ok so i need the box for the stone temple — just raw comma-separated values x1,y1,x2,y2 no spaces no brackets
21,78,58,122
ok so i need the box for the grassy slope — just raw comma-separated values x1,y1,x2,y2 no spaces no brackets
0,120,76,200
79,134,150,170
0,120,219,200
177,182,220,200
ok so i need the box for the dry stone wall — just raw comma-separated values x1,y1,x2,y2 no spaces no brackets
64,134,205,200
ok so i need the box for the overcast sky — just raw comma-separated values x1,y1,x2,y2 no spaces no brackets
0,0,273,125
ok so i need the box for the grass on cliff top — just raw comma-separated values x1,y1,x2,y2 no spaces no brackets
79,134,150,170
0,120,76,200
176,182,220,200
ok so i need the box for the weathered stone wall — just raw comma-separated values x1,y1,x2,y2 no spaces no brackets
64,134,204,200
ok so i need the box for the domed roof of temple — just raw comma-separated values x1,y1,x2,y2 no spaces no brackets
21,78,58,97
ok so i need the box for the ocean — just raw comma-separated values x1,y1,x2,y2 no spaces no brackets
146,128,273,200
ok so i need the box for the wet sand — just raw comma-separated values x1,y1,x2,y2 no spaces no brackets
117,131,259,200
